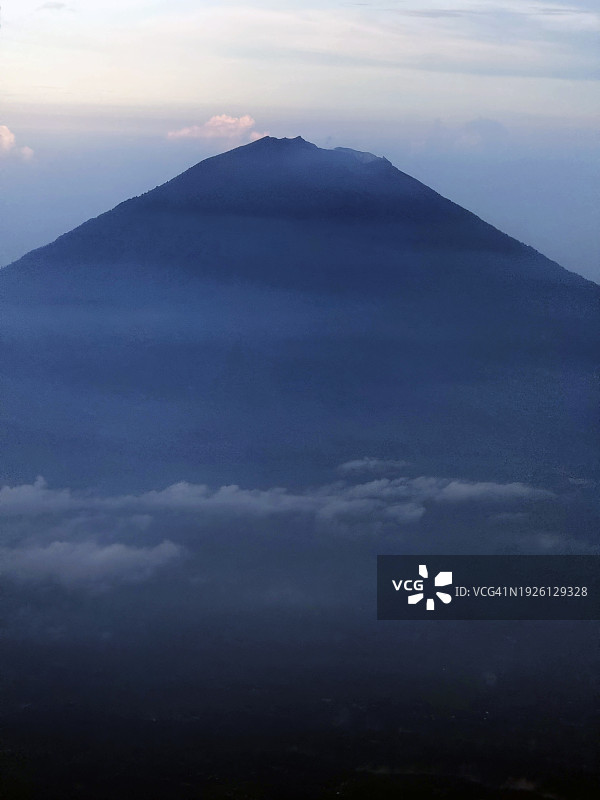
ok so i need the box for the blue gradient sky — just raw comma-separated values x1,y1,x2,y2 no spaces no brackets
1,0,598,279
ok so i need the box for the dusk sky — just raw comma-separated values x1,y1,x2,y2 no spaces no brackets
1,0,598,279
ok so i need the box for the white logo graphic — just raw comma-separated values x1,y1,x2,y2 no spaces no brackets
407,565,453,611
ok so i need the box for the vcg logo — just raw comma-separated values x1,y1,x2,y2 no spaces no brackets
392,564,453,612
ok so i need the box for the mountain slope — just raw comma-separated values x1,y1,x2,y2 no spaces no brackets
1,136,598,491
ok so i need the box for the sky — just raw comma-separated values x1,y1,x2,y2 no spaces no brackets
1,0,599,280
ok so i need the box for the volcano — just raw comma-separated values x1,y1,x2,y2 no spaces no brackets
1,136,599,800
1,136,598,491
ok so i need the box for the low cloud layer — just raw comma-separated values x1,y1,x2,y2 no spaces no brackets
0,539,182,589
0,464,562,592
0,472,553,522
167,114,268,143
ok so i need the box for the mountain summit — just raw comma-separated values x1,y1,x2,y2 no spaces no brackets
1,137,598,490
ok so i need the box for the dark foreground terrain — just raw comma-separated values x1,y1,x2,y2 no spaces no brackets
1,626,598,799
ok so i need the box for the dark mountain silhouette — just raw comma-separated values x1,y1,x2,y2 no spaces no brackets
1,136,598,490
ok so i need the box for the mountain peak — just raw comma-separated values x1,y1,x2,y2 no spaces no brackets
242,134,318,151
135,133,435,223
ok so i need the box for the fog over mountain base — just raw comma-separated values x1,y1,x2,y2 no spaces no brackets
0,138,598,798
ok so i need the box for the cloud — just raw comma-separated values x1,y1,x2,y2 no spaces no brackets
0,471,553,527
0,468,566,595
0,540,183,588
388,1,600,34
6,0,598,123
0,476,78,515
0,125,16,152
145,3,599,82
37,1,68,9
337,458,410,475
432,480,550,503
167,114,268,143
0,125,34,161
20,145,35,161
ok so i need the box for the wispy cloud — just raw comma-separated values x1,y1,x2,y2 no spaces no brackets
337,458,411,475
5,1,598,116
146,3,599,80
167,114,268,143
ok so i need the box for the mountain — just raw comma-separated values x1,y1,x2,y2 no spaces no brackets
1,136,599,800
1,136,598,491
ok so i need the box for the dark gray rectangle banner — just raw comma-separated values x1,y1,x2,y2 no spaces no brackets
377,556,599,620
